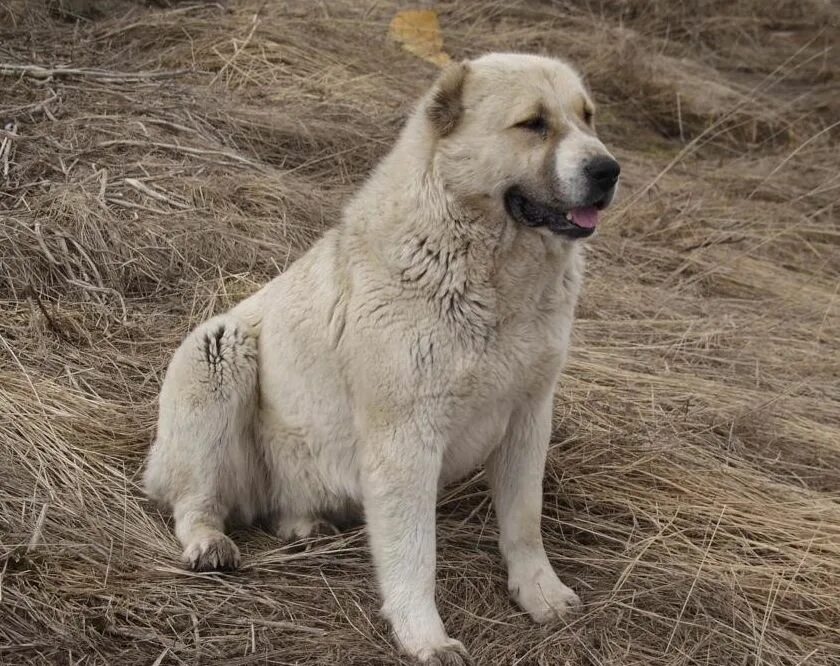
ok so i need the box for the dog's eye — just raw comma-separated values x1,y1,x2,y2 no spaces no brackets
583,106,594,126
515,115,548,135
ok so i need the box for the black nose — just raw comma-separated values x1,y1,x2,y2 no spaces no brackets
585,156,621,189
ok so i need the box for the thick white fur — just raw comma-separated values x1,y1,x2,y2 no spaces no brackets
144,53,618,664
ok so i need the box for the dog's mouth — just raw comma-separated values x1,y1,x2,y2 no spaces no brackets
503,186,605,239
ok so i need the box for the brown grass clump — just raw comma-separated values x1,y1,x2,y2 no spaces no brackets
1,1,839,664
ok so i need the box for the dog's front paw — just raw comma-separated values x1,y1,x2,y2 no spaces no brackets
415,638,472,665
509,566,580,623
182,533,240,571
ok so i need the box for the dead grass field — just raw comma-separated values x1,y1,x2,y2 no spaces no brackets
1,1,839,664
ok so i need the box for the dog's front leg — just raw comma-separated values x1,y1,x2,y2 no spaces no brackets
363,418,469,665
486,394,581,623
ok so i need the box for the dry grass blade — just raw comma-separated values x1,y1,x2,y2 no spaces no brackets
0,63,191,81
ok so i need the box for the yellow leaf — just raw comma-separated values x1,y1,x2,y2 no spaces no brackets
388,10,451,68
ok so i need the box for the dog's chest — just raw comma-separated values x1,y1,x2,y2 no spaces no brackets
399,231,581,482
441,401,512,485
439,295,575,483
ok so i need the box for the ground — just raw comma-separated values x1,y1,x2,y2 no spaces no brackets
1,1,839,664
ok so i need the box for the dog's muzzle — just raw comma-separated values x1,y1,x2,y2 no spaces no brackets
583,155,620,208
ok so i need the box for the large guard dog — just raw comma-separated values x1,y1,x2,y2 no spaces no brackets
144,53,620,664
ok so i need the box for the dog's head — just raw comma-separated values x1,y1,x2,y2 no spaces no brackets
426,53,619,239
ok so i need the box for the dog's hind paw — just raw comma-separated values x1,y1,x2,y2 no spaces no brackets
275,516,340,543
182,533,240,571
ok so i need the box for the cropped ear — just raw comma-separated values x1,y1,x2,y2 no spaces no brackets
426,61,469,137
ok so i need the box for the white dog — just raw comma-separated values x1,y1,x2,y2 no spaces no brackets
144,53,619,664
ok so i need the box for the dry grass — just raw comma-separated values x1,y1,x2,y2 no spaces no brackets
1,1,839,664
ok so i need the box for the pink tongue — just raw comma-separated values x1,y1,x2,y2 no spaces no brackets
569,206,599,229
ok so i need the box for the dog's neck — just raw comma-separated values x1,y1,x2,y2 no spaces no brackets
343,117,583,328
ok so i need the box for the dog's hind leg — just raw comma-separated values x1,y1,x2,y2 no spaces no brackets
174,496,240,571
144,315,261,571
